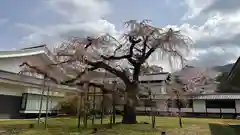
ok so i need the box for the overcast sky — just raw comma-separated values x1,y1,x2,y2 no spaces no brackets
0,0,239,71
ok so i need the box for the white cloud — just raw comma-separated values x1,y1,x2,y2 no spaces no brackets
182,0,214,20
181,12,240,48
18,0,117,49
18,19,118,48
183,0,240,20
188,46,240,67
172,7,240,67
47,0,111,23
201,0,240,14
18,0,240,70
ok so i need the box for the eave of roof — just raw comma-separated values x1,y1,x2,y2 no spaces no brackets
0,69,80,93
0,45,49,58
191,94,240,100
0,45,74,82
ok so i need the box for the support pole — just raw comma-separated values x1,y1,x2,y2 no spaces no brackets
101,93,104,124
150,95,155,128
112,81,117,125
44,86,50,129
154,95,156,128
175,90,183,128
83,83,89,128
148,80,155,129
92,87,96,126
38,75,46,125
77,90,82,129
109,105,113,128
112,92,116,125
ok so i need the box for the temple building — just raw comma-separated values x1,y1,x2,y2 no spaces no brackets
0,45,79,118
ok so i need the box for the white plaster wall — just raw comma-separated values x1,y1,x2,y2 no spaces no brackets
0,83,24,96
207,108,220,113
193,100,206,113
235,100,240,113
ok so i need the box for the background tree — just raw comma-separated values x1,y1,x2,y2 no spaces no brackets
22,20,192,124
166,76,187,128
58,95,83,115
216,72,228,83
140,64,163,75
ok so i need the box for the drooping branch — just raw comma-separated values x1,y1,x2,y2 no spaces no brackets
60,66,98,85
49,59,76,66
76,81,124,95
19,62,58,83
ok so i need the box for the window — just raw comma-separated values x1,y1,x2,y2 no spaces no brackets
161,87,166,94
206,100,235,108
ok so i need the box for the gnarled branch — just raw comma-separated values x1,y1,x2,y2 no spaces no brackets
85,59,131,85
101,54,131,60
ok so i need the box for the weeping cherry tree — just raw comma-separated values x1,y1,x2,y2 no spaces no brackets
32,20,192,124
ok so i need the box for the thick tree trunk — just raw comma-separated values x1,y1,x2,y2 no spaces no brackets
122,104,137,124
121,88,138,124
